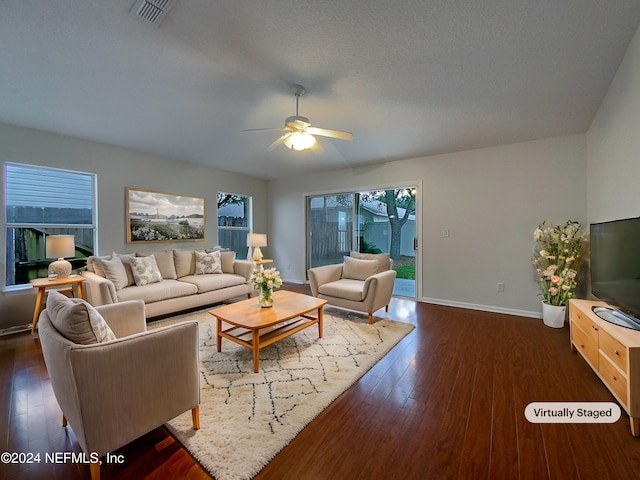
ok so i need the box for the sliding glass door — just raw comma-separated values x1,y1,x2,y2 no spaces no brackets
307,194,353,268
307,186,417,298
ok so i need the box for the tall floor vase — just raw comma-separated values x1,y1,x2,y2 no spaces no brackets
542,302,566,328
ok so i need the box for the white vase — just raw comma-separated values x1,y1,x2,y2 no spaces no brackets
542,302,566,328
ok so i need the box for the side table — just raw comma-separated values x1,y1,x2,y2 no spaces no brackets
254,259,274,269
31,276,86,333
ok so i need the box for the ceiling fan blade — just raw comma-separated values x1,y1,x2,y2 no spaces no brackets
306,126,353,140
243,127,287,132
266,133,291,151
285,118,311,131
309,138,324,153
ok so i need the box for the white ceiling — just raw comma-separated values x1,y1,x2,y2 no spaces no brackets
1,1,639,180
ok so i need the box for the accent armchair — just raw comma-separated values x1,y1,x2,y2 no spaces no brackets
38,292,200,480
308,253,397,324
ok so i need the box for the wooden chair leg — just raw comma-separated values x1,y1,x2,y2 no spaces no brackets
62,415,67,427
368,313,373,324
385,304,389,312
89,462,100,480
192,406,200,430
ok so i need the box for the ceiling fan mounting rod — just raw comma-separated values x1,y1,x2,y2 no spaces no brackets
290,83,306,116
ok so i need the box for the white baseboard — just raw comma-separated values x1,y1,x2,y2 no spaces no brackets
420,297,541,319
278,280,542,319
282,278,307,285
0,324,31,336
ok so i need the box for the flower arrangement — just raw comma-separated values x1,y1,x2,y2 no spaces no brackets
532,220,585,306
249,267,283,307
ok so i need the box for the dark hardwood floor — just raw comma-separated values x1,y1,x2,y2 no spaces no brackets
2,283,640,479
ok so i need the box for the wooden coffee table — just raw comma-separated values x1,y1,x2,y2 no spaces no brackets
210,290,327,372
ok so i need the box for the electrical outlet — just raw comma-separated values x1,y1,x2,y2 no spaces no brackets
497,282,504,292
442,229,450,237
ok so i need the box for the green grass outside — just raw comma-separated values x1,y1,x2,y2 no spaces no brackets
393,256,415,280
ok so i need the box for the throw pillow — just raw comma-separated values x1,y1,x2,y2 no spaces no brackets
195,250,223,275
350,251,392,272
136,250,177,279
114,252,136,286
129,255,163,286
87,255,108,277
220,251,236,273
94,255,129,290
342,256,379,281
173,250,196,278
46,291,116,344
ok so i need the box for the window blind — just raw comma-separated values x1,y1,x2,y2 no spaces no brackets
5,163,94,224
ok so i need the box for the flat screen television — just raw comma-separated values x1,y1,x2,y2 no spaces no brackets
590,217,640,327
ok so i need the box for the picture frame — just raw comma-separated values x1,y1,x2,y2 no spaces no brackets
126,188,205,243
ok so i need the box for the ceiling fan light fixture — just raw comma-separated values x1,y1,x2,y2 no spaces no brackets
243,84,352,152
289,131,316,151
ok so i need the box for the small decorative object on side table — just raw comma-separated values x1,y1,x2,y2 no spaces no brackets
30,276,86,334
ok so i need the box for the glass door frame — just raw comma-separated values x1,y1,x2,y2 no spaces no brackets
305,180,421,301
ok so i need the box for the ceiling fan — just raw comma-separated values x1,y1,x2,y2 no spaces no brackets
245,84,353,152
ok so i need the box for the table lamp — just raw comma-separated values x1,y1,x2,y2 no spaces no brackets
247,233,267,261
46,235,76,278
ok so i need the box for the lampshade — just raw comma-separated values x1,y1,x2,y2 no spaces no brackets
246,233,267,261
46,235,75,278
247,233,267,247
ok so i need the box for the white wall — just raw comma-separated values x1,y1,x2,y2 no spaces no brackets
270,134,587,318
0,122,268,329
587,24,640,223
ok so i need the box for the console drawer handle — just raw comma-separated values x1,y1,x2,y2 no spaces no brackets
615,350,620,356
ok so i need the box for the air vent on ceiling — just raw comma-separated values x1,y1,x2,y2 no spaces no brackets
130,0,176,27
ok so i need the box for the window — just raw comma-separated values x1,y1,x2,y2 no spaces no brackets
217,192,251,256
4,163,97,287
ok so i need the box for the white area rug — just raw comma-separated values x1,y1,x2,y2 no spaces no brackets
155,307,414,480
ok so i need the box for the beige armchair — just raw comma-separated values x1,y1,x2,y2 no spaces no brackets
38,293,200,480
308,253,397,324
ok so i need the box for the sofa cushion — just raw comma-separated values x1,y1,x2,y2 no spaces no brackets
318,279,367,302
350,251,392,272
195,250,223,275
116,279,198,304
94,255,130,290
179,273,247,293
137,250,177,279
46,291,116,344
342,256,378,281
174,250,196,278
87,255,110,276
220,251,236,274
130,255,163,286
115,253,136,286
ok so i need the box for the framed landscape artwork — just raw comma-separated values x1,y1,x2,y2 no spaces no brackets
126,188,205,243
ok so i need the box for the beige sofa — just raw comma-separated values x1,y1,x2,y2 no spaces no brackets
81,249,254,318
308,252,396,324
